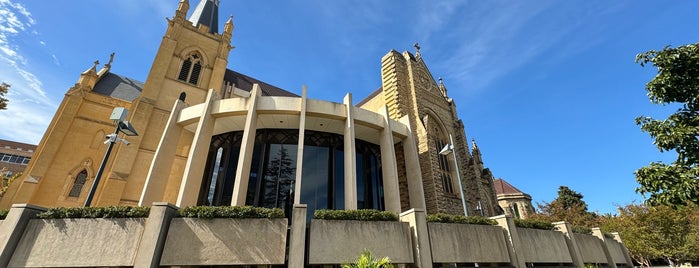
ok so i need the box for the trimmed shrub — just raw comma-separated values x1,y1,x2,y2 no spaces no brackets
178,206,284,219
514,218,554,230
0,209,8,220
425,213,496,225
37,206,150,219
313,209,398,221
571,225,593,235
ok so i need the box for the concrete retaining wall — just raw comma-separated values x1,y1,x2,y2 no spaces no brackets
575,233,609,264
428,222,510,264
606,238,630,265
518,227,573,264
9,218,145,267
160,218,287,266
308,219,414,264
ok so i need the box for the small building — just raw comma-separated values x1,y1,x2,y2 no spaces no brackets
494,178,534,219
0,139,36,176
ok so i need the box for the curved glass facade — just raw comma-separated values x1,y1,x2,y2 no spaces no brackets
199,129,385,217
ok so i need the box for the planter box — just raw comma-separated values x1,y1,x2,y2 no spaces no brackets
160,218,288,266
308,219,413,264
574,233,608,264
9,218,146,267
517,228,573,264
428,222,511,264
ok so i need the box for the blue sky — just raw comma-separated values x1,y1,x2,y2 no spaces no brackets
0,0,696,214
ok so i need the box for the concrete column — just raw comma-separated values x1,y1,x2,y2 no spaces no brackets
139,100,186,206
288,204,307,268
399,116,426,210
379,106,401,214
611,232,634,266
176,89,219,207
293,87,307,205
492,215,526,268
133,202,179,268
343,93,357,210
0,204,45,267
592,228,618,268
553,221,585,268
399,208,432,268
231,84,261,206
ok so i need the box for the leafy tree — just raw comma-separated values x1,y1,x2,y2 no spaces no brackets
532,186,599,227
342,249,394,268
601,204,699,267
635,43,699,206
0,168,21,196
0,82,9,110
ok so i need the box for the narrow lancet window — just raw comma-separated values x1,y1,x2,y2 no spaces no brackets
69,169,88,197
178,53,202,85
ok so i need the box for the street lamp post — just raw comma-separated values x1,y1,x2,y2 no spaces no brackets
84,107,138,207
439,134,469,216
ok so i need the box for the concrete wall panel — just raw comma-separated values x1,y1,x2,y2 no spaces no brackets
9,218,145,267
308,220,414,264
574,233,608,264
428,223,510,264
160,218,287,266
605,238,629,265
517,228,573,264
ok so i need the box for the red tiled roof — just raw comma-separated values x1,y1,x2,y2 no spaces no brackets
494,178,525,195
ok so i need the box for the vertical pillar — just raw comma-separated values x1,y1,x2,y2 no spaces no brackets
399,208,432,268
399,116,426,210
379,106,401,214
139,100,186,206
592,228,619,268
231,84,261,206
553,221,585,268
176,89,219,207
293,87,307,205
611,232,634,266
288,204,307,268
343,93,357,210
492,215,526,268
0,204,45,267
133,202,178,268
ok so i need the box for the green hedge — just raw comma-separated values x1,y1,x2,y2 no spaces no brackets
514,218,554,230
0,209,8,220
37,206,150,219
313,209,398,221
425,213,496,225
178,206,284,219
571,225,593,235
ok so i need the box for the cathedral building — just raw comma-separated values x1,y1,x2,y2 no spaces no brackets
0,0,502,218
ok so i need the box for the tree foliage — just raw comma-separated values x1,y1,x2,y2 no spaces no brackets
0,168,21,197
635,43,699,206
601,204,699,266
0,82,9,110
342,249,394,268
532,186,600,228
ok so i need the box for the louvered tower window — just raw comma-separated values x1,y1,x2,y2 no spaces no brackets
69,169,88,197
178,53,202,85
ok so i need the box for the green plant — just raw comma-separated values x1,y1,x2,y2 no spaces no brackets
37,206,150,219
514,218,554,230
425,213,496,225
342,249,394,268
178,206,284,218
571,225,593,235
313,209,398,221
0,209,8,220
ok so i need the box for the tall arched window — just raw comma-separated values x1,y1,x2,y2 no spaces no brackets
178,53,202,85
69,169,88,197
434,126,455,194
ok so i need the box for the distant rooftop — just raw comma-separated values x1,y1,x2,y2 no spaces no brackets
494,178,526,195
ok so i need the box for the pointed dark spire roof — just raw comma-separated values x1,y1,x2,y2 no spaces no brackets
188,0,219,34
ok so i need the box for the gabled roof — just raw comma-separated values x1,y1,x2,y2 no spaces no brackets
494,178,526,195
92,73,144,102
224,69,299,97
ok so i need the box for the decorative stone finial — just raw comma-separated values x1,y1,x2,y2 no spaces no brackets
105,52,115,69
414,43,421,57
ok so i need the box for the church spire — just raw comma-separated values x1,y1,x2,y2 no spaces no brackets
188,0,219,34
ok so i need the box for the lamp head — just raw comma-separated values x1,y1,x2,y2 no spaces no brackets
439,144,452,155
118,121,139,136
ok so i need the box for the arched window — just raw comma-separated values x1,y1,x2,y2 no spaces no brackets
68,169,88,197
177,53,202,85
434,126,455,194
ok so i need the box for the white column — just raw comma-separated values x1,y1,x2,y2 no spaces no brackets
399,116,426,210
293,86,307,205
343,93,357,210
379,106,401,213
139,99,185,206
230,84,262,206
176,89,219,207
